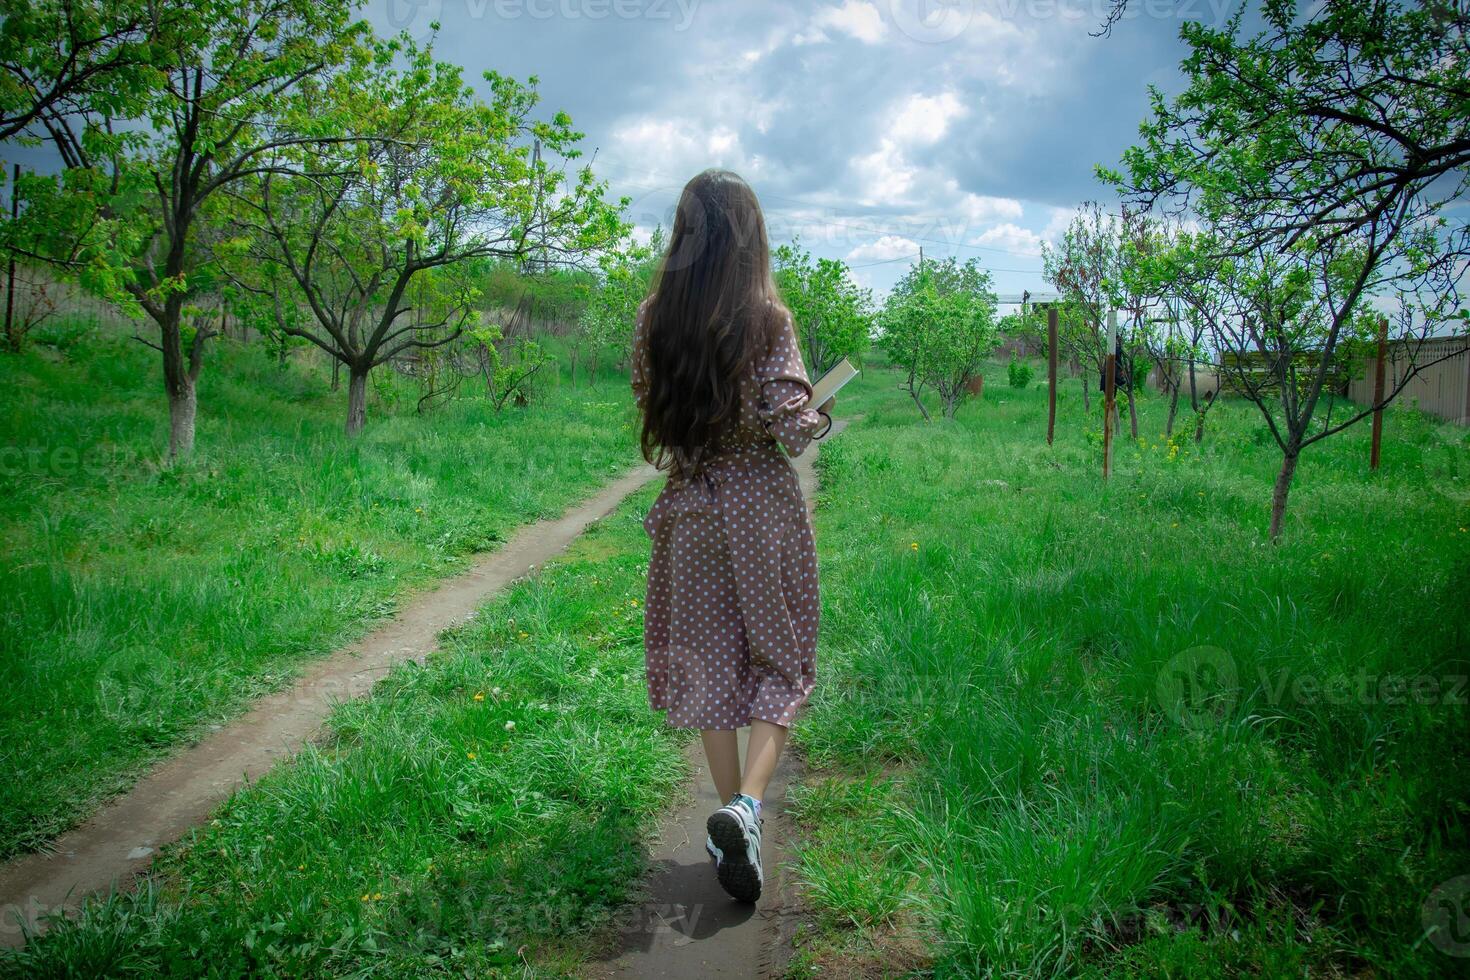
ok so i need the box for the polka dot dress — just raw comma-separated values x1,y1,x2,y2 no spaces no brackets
632,298,832,731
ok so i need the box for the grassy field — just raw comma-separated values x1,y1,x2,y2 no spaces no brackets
788,362,1470,976
4,333,1468,977
0,320,642,860
0,484,688,977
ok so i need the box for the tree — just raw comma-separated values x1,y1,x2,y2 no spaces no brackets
225,31,623,434
0,0,170,166
880,256,999,419
1106,0,1470,538
1149,230,1232,444
576,227,661,383
772,241,873,375
1042,203,1120,417
22,0,373,460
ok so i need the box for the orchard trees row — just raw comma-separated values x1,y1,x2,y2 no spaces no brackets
1033,0,1470,539
0,0,624,453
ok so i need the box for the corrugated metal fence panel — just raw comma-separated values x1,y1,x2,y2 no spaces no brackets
1349,338,1470,426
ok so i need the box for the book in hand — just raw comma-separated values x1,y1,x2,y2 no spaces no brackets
810,357,858,408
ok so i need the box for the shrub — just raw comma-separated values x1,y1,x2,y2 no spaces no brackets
1008,355,1034,389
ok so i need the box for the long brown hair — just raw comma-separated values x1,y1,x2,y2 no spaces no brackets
639,169,785,477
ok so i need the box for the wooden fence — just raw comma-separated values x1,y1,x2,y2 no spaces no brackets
1348,335,1470,426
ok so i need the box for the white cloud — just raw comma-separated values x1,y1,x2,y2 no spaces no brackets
973,222,1045,256
852,138,917,205
889,92,967,146
610,118,750,176
957,192,1025,224
1040,206,1075,244
796,0,887,45
846,235,920,263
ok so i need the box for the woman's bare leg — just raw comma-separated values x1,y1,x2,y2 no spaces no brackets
740,720,788,802
701,729,741,803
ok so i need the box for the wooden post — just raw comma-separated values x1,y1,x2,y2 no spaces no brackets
3,164,19,351
1103,310,1117,480
1047,307,1058,446
1370,315,1388,471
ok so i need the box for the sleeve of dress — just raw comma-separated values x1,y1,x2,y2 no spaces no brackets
757,310,831,457
631,298,651,412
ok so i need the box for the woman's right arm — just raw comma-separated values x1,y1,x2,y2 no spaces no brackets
757,310,831,457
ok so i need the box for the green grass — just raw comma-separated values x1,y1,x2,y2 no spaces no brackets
6,337,1468,977
788,361,1470,977
0,321,642,860
0,483,687,978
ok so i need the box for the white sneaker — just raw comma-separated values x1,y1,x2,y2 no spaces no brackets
706,794,762,902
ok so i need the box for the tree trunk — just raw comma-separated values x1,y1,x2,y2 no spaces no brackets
168,382,197,461
1268,449,1299,540
159,301,200,462
908,384,930,422
331,359,341,392
1165,378,1180,438
1082,374,1092,412
346,367,369,436
1127,389,1139,439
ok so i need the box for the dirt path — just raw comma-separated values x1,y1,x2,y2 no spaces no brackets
0,463,659,947
593,420,848,980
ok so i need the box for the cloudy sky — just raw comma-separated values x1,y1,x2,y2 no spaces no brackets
366,0,1223,301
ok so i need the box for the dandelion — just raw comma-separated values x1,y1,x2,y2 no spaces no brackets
466,751,477,760
629,598,640,607
517,630,529,639
473,691,485,702
362,894,371,902
910,542,919,551
372,892,383,901
297,864,304,871
505,720,516,732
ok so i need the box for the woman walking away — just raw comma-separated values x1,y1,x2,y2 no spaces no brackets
631,169,833,904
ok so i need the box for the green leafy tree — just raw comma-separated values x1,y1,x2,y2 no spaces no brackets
224,31,623,434
576,226,662,383
0,0,169,166
16,0,373,460
1042,203,1121,415
880,257,999,419
1106,0,1470,537
772,241,872,375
